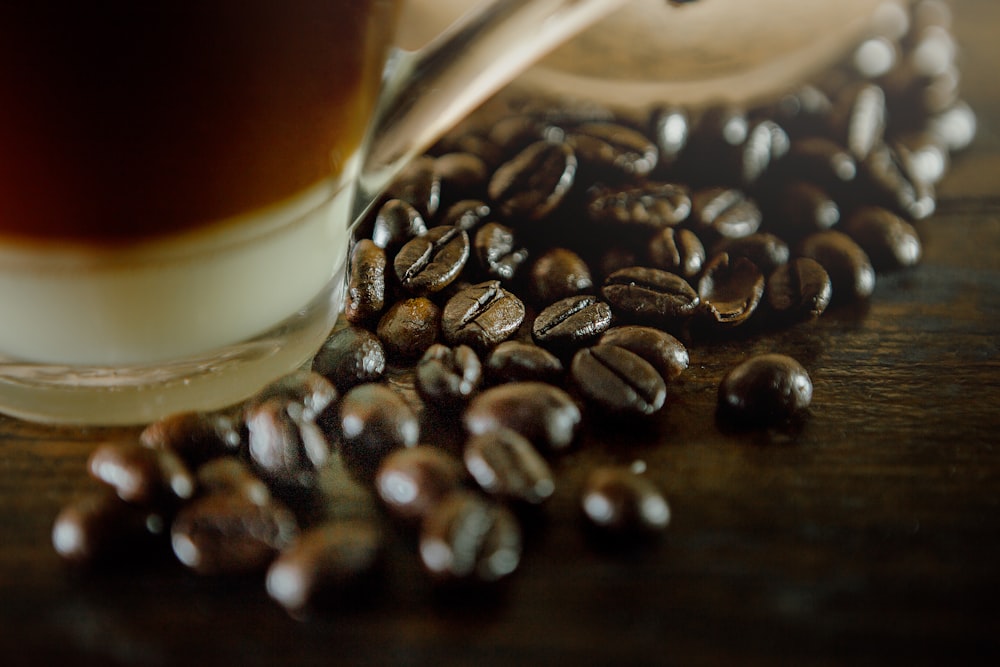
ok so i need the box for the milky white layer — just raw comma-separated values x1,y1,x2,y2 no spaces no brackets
0,176,352,366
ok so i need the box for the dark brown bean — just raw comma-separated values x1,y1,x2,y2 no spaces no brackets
798,230,876,303
587,182,691,229
248,370,338,424
375,446,467,521
473,222,530,281
566,121,659,178
859,143,936,221
598,325,689,381
764,181,840,239
344,239,386,324
415,344,483,407
766,258,833,321
312,326,386,393
52,489,161,567
712,233,789,276
394,225,470,294
570,345,667,416
532,295,613,352
689,187,762,240
433,152,489,204
774,136,858,193
463,429,554,505
376,297,441,361
580,467,670,537
488,140,577,221
841,205,922,270
337,383,420,483
830,82,886,161
139,411,243,468
195,458,271,506
648,227,706,278
528,247,593,305
246,397,333,489
440,280,525,353
418,491,522,583
88,440,195,508
602,267,700,322
441,199,493,232
388,155,441,219
484,341,564,385
651,106,690,167
697,253,765,327
371,198,427,250
464,382,582,454
717,353,813,425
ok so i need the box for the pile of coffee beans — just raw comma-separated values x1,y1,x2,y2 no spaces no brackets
52,0,974,617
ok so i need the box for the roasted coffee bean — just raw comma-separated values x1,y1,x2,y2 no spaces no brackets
375,445,467,521
894,134,949,185
484,341,564,385
434,130,505,169
344,239,386,324
766,258,833,321
336,383,420,483
842,205,922,270
598,325,689,381
171,493,298,576
597,247,643,280
764,181,840,239
388,155,441,219
602,267,700,323
570,345,667,416
371,198,427,250
376,297,441,361
829,82,886,161
528,247,593,305
441,199,492,232
774,136,858,194
851,35,899,79
464,429,554,505
249,370,338,423
587,182,691,230
860,143,936,221
689,187,762,240
52,489,161,567
766,85,834,137
488,140,577,221
246,397,332,489
195,458,271,506
394,225,470,294
487,113,549,156
717,353,813,425
416,344,483,407
441,280,525,353
418,490,522,583
648,227,705,278
433,152,490,204
697,254,765,327
927,99,976,153
473,222,529,281
312,326,386,393
798,230,876,303
735,119,790,185
140,411,243,468
532,295,613,352
266,520,384,614
712,232,789,276
693,104,749,148
651,105,690,167
580,467,670,537
566,121,658,178
88,440,195,508
464,382,582,454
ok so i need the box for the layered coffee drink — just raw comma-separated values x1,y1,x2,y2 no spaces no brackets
0,1,400,421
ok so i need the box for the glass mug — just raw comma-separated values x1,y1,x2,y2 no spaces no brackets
0,0,631,424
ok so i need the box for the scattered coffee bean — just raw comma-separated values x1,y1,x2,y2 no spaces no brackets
248,370,338,424
52,489,161,567
717,353,813,425
602,266,700,323
441,280,525,352
580,467,670,537
463,429,555,505
195,458,271,506
246,397,332,489
532,294,613,352
394,225,470,294
464,382,582,454
766,257,833,321
567,121,659,178
651,105,690,167
488,140,577,221
598,325,689,381
87,440,195,508
433,152,490,205
389,155,441,219
473,221,530,280
345,239,387,324
336,383,420,483
830,81,886,160
371,198,427,250
842,205,923,270
418,491,522,583
712,233,789,276
860,142,936,221
648,227,705,278
528,247,593,305
441,199,492,231
697,253,765,327
587,182,691,230
376,297,442,361
798,230,876,302
484,341,564,385
689,187,762,240
312,325,387,393
375,446,467,522
571,344,667,416
140,411,243,468
415,343,483,407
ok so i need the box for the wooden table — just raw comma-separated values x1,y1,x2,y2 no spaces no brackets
3,2,998,664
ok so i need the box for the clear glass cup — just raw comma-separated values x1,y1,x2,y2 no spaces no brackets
0,0,630,424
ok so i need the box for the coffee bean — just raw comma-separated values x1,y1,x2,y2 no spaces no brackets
433,152,489,204
249,370,338,424
766,85,834,137
473,222,529,281
441,280,525,353
246,396,332,489
52,489,161,567
927,99,976,152
415,344,483,406
418,491,522,583
463,429,554,505
528,247,593,305
345,239,386,325
763,180,840,240
580,467,670,537
266,520,384,614
375,445,467,522
394,225,470,294
697,253,765,327
532,295,613,352
798,230,876,302
171,493,298,575
440,199,492,232
88,440,195,508
195,458,271,506
830,82,886,161
312,326,387,393
735,119,790,185
894,133,949,185
140,411,243,468
376,297,441,361
488,140,577,221
464,382,582,454
487,113,549,157
566,121,659,178
842,205,922,270
859,142,936,221
587,182,691,230
371,198,427,250
689,187,762,240
602,267,700,323
388,155,441,219
774,136,858,194
712,233,789,276
598,325,689,381
651,105,690,167
648,227,705,278
336,383,420,483
717,353,813,425
484,341,564,385
570,345,667,416
766,257,833,321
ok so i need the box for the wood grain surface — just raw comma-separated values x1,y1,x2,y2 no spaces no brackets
2,2,998,665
